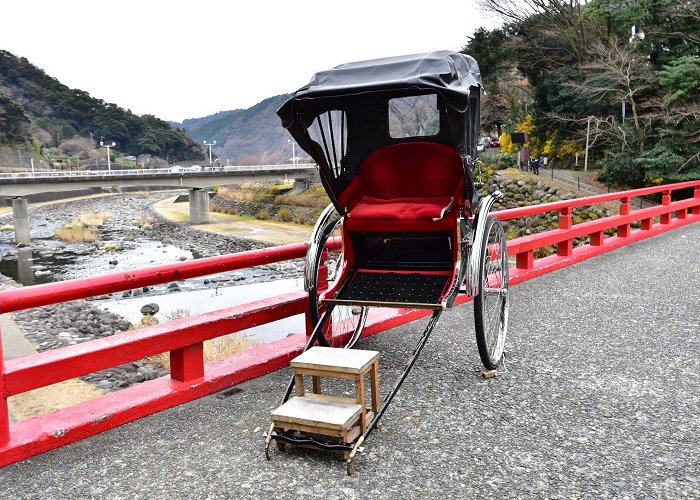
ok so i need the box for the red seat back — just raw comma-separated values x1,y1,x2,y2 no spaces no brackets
359,143,464,200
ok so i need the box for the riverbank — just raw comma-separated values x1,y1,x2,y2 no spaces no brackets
153,195,312,245
1,190,308,420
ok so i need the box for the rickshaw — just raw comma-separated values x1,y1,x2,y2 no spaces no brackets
266,50,510,471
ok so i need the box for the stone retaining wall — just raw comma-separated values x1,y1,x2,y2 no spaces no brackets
210,194,321,224
485,174,613,240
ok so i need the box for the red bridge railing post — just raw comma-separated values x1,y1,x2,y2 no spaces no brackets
516,250,534,270
557,207,573,257
692,186,700,216
661,190,672,224
590,231,605,246
0,323,9,445
170,343,205,382
618,196,631,237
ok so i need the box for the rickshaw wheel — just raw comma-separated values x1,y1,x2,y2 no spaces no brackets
307,217,368,349
474,215,509,370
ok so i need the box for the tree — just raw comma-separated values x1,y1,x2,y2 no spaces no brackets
0,93,30,144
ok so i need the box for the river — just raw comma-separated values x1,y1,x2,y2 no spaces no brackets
0,192,306,344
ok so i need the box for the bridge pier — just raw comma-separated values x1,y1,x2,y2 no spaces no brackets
189,188,210,224
11,197,31,246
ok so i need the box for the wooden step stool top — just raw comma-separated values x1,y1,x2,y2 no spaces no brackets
272,395,362,431
291,346,379,375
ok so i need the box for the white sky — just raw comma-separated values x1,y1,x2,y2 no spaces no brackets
1,0,500,122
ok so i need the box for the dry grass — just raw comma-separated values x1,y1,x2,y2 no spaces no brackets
132,214,155,229
54,227,98,242
54,210,112,243
77,210,112,228
275,185,330,208
8,379,103,420
138,308,260,371
153,200,191,222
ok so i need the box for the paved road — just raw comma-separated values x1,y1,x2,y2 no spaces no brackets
548,169,657,209
2,223,699,499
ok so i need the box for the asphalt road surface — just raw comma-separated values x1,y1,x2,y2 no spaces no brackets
2,223,699,499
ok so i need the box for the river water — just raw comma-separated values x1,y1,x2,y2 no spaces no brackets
0,194,305,343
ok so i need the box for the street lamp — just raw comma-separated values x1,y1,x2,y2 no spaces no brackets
287,139,297,166
100,141,116,171
203,140,216,166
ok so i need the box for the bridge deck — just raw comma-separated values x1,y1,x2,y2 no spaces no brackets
2,224,699,498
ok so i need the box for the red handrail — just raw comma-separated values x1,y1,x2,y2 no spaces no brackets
0,242,309,313
495,179,699,220
0,178,699,467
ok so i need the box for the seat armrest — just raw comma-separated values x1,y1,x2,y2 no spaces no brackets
338,177,364,212
432,197,454,221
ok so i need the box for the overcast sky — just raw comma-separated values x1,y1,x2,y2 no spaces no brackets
1,0,500,122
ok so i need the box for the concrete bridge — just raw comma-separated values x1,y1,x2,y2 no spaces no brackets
0,180,699,498
0,164,316,244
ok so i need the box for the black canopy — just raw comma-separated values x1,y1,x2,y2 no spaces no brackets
278,51,483,208
279,51,482,122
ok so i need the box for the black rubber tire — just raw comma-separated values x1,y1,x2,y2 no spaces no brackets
474,215,509,370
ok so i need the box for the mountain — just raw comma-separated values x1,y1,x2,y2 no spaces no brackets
0,50,203,162
173,94,300,165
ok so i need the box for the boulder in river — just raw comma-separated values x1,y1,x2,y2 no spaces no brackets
140,303,160,316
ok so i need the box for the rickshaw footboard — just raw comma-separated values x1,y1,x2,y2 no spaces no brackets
326,270,450,309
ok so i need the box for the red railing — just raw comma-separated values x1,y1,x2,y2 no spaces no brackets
1,179,699,467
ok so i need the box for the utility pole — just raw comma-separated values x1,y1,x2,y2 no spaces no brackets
203,140,216,166
584,116,591,173
288,139,297,165
100,141,116,171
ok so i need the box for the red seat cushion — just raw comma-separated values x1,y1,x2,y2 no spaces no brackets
350,196,454,220
340,143,465,233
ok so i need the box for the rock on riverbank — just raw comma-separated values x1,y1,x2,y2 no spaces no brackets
148,202,304,276
12,301,168,391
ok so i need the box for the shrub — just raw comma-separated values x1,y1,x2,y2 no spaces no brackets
482,152,517,172
598,151,644,188
276,207,293,222
256,209,270,220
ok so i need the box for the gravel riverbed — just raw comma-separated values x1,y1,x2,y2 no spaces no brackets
0,191,304,393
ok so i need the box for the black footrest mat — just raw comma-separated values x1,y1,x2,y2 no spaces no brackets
334,271,449,306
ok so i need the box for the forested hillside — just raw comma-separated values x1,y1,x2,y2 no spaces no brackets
173,94,297,165
0,50,203,163
464,0,700,187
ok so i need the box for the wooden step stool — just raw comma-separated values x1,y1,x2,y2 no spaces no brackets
271,346,380,453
